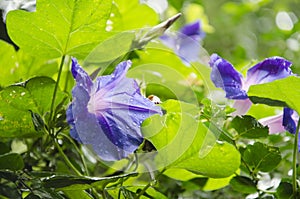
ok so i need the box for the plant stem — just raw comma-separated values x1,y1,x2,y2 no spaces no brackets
63,57,71,92
60,133,89,176
134,169,165,199
292,119,300,195
54,138,82,176
49,55,66,129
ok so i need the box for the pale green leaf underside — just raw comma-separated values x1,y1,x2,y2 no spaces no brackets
7,0,112,59
248,76,300,114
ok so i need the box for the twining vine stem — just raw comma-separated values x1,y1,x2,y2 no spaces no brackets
134,169,166,199
54,138,82,176
292,119,300,195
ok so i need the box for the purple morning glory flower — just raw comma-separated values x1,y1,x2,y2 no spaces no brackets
209,53,292,115
283,108,297,134
259,110,299,149
160,21,205,65
259,114,286,134
209,53,297,136
67,58,162,161
283,108,300,150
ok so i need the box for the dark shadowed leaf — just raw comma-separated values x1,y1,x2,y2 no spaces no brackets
0,142,10,155
0,153,24,171
0,170,19,182
242,142,281,173
276,181,294,199
230,176,257,194
230,115,269,139
0,184,22,199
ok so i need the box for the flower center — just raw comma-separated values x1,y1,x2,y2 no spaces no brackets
87,92,109,114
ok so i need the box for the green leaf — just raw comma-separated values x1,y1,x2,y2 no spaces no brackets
24,193,42,199
0,170,19,182
0,142,10,155
142,100,240,178
0,77,67,137
230,115,269,139
276,181,294,199
0,40,19,86
63,190,93,199
164,168,235,191
0,184,21,199
0,40,58,87
112,0,158,31
30,188,65,199
84,31,136,65
0,153,24,171
230,176,257,194
6,0,112,59
168,0,185,11
203,174,236,191
163,168,203,181
242,142,281,173
248,76,300,114
41,172,138,190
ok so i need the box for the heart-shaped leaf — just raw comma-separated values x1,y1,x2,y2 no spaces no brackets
230,115,269,139
0,77,67,137
142,100,240,178
7,0,112,59
242,142,281,173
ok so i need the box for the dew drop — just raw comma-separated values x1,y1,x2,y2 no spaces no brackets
20,92,26,96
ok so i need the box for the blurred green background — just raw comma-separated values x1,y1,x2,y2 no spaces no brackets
167,0,300,73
